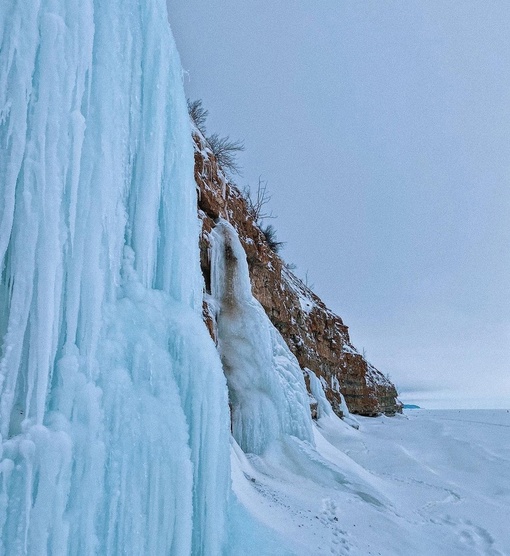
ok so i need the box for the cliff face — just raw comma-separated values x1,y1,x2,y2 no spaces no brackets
194,131,401,417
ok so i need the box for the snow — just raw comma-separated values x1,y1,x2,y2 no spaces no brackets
298,296,315,314
232,410,510,555
282,267,317,315
342,343,360,355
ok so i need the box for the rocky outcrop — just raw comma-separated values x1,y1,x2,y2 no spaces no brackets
194,130,401,417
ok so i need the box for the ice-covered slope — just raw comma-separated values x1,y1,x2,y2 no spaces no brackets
0,1,230,553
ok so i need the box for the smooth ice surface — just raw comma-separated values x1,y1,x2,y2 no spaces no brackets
0,1,230,554
210,220,313,455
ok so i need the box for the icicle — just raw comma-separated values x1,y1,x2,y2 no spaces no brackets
306,369,335,420
306,370,360,430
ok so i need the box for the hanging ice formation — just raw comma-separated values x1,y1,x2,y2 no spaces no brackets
306,369,359,430
210,220,314,455
0,1,230,554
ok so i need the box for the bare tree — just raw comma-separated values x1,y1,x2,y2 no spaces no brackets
243,177,275,222
187,99,245,178
187,99,208,136
304,270,315,290
206,133,245,177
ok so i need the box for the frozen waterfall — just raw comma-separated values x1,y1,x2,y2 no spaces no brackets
210,220,314,455
0,1,230,554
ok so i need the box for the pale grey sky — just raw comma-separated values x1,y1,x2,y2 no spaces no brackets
169,1,510,408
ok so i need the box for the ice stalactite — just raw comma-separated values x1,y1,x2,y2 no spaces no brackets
306,369,360,430
210,220,314,455
0,1,230,554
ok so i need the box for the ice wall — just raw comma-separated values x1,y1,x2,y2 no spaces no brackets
210,220,314,455
0,1,230,554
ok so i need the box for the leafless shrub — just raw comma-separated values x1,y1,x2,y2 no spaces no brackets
304,270,315,290
243,177,274,222
261,224,284,253
206,133,245,177
187,98,208,136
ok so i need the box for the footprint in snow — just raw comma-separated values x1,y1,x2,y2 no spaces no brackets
320,498,351,555
436,514,503,556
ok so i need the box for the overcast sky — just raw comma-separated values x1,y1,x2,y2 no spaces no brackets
168,1,510,409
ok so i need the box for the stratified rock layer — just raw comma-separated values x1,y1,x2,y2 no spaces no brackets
194,131,401,416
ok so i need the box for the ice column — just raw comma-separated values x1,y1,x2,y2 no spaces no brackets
211,220,314,455
0,1,230,554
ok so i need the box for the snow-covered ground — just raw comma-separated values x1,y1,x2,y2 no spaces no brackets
231,410,510,555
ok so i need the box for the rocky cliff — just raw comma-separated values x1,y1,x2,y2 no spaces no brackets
194,130,401,417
